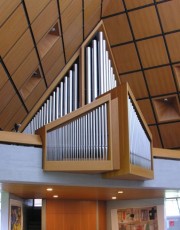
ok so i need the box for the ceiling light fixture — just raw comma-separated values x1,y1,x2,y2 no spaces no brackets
53,195,58,198
46,188,53,191
112,196,117,200
118,191,123,194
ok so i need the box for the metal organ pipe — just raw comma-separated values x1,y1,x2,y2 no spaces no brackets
46,103,108,161
23,61,79,134
128,97,151,169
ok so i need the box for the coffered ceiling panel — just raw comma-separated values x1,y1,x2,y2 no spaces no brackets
104,14,132,45
165,32,180,63
120,72,148,99
0,0,20,26
138,99,156,124
24,0,51,23
137,36,169,68
149,125,162,148
102,0,124,17
3,29,34,75
124,0,153,10
129,6,161,39
159,122,180,148
144,66,177,96
0,64,8,90
112,44,141,73
0,4,28,57
158,0,180,32
0,0,180,150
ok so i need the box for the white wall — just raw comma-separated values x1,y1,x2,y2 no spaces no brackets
106,198,165,230
1,191,9,230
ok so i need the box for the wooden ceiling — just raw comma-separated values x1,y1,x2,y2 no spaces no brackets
0,0,180,151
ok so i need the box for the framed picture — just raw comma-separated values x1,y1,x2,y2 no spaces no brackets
9,199,23,230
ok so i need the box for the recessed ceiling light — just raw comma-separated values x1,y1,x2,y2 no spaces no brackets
53,195,58,198
112,196,117,200
118,191,123,194
46,188,53,191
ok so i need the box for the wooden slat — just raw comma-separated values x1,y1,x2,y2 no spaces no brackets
103,14,132,45
84,0,101,38
102,0,124,17
120,71,148,99
149,125,162,148
4,29,34,75
0,81,15,114
60,0,82,33
166,32,180,62
59,0,73,14
24,0,51,23
145,66,176,96
159,122,180,148
0,64,8,90
153,147,180,160
129,6,161,39
112,44,141,73
0,131,42,146
25,79,46,110
173,65,180,91
137,37,169,68
45,53,65,86
0,0,20,26
12,49,39,89
41,38,63,73
138,99,156,124
124,0,153,10
158,0,180,32
31,0,58,43
0,4,28,57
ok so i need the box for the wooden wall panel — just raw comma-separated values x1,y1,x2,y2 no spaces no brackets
137,37,169,68
104,14,132,45
0,5,28,57
41,38,63,73
4,29,34,75
24,0,51,23
46,200,104,230
158,0,180,32
31,0,58,43
166,32,180,62
112,44,141,73
120,72,148,99
98,201,107,230
102,0,124,17
159,122,180,148
25,79,46,110
129,6,161,39
124,0,153,9
12,49,39,89
173,65,180,91
138,99,156,124
0,64,8,90
0,0,20,26
145,66,176,96
0,81,15,114
60,0,82,33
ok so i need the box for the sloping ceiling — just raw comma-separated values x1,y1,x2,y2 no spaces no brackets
0,0,180,149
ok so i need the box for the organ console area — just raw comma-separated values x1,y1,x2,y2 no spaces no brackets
23,21,154,180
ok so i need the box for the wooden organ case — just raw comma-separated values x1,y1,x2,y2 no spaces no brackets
24,21,154,180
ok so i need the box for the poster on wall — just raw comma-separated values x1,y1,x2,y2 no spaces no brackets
9,199,23,230
117,206,158,230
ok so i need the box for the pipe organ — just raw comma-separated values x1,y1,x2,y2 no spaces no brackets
23,61,79,134
22,21,153,179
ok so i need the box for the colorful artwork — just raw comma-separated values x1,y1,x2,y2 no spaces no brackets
117,206,158,230
9,200,23,230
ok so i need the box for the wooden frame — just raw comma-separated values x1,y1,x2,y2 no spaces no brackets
103,83,154,180
36,92,120,172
